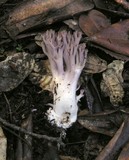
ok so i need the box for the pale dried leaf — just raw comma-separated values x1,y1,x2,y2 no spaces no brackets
84,53,107,74
0,127,7,160
100,60,124,106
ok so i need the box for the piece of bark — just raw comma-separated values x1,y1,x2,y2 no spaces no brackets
88,19,129,57
3,0,94,38
95,118,129,160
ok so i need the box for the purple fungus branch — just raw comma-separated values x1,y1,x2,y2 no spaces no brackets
40,30,88,128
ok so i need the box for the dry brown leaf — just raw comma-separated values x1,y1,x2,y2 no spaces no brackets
89,19,129,57
96,118,129,160
4,0,94,37
78,115,116,137
79,10,110,36
118,141,129,160
6,0,75,25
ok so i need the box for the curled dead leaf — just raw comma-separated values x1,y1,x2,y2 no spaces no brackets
84,53,107,74
100,60,124,106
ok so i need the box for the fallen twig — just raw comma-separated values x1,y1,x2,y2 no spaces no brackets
0,117,63,144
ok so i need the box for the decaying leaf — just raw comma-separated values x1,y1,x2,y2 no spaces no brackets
39,75,53,91
0,127,7,160
78,114,116,137
84,53,107,74
4,0,94,37
89,43,129,61
118,140,129,160
78,110,128,136
108,60,124,82
79,10,110,36
92,0,107,9
100,60,124,106
0,52,35,92
96,118,129,160
6,0,75,25
29,60,54,91
35,33,44,48
89,19,129,57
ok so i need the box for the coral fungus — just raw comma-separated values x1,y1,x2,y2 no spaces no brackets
39,30,87,128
